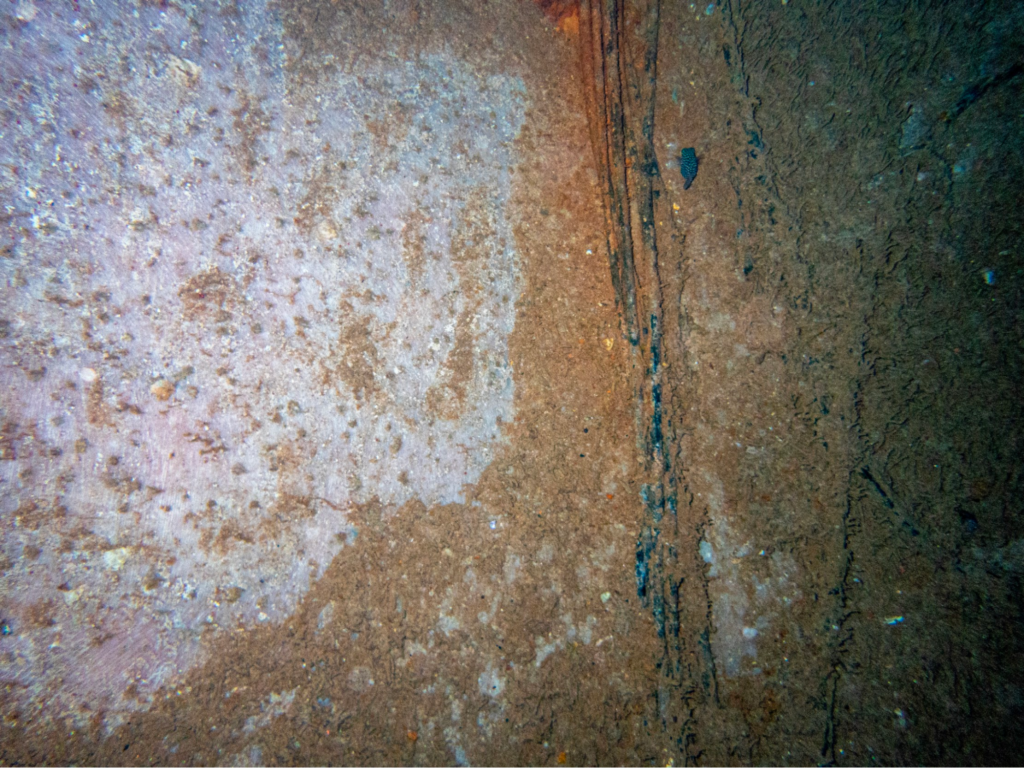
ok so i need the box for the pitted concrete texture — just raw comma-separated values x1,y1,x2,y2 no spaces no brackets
1,0,527,723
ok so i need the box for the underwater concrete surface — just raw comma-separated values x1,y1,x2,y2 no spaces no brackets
1,0,527,725
8,1,1021,763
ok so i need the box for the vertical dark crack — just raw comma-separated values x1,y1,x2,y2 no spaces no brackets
579,1,715,761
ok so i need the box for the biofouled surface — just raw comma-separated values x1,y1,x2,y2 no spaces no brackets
0,0,524,724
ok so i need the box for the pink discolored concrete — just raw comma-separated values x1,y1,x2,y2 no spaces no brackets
1,0,525,725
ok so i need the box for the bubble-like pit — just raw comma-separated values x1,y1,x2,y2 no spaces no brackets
0,1,524,721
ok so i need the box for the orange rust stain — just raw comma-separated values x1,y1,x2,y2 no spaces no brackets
533,0,579,34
